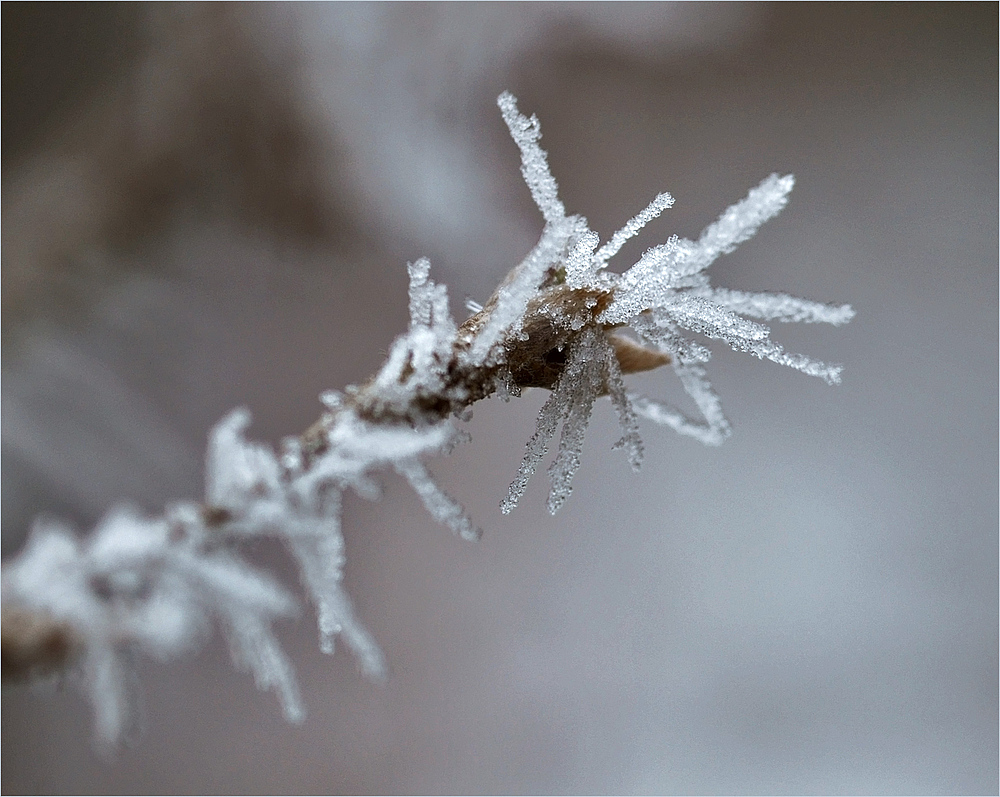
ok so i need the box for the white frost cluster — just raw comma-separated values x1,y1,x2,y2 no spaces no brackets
2,504,302,749
2,253,479,745
490,92,853,512
500,327,642,516
1,92,852,746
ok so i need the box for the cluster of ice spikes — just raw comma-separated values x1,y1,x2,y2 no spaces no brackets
1,92,853,748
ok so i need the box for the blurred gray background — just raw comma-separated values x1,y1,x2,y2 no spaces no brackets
2,3,996,794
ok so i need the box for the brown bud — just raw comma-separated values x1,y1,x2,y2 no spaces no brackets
608,331,671,374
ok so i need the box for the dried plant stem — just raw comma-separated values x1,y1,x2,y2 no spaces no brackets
1,275,669,682
1,94,850,740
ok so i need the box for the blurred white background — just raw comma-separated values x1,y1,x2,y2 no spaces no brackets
2,3,996,794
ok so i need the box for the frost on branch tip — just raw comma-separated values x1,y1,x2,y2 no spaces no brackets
491,92,851,513
1,91,853,746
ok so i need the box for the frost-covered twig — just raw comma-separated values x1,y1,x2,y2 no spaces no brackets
1,92,853,746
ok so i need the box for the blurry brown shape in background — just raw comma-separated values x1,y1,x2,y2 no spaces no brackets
1,606,80,683
2,3,357,333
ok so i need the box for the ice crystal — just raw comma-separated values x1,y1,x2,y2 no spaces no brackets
1,91,852,747
494,93,853,512
496,91,565,225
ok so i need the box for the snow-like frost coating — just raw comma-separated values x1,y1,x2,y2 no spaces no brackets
2,506,302,748
1,91,852,747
